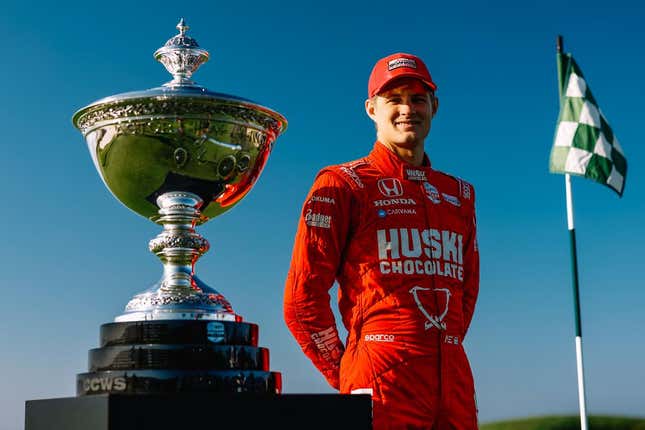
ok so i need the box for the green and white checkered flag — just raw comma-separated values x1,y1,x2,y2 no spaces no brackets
550,53,627,196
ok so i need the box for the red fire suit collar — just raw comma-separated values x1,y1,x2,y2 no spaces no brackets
368,141,434,182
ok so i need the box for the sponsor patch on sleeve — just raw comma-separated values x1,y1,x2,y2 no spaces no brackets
304,208,332,228
308,194,336,205
458,178,472,200
311,326,342,363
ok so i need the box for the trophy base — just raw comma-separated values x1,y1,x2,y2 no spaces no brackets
77,320,280,395
88,344,269,371
26,393,373,430
100,320,258,346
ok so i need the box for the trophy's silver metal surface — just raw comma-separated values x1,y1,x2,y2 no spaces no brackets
73,19,287,322
72,20,286,395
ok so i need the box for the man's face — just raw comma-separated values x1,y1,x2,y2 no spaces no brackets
366,78,436,151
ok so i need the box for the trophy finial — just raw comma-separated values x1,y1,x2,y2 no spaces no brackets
177,18,188,35
154,19,209,87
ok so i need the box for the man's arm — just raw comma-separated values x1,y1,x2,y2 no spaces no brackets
283,170,353,389
462,195,480,337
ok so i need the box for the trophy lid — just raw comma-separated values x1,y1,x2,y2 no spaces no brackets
72,19,287,135
154,18,209,87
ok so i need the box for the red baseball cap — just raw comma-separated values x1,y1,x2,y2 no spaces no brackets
367,52,437,98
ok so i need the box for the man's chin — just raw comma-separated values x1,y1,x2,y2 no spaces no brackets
400,132,424,145
393,138,423,149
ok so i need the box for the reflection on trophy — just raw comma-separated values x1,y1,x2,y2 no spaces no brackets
72,19,287,395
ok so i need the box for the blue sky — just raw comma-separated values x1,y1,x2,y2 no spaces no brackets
2,1,644,428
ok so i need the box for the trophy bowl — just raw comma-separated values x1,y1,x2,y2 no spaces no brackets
73,20,286,223
71,20,287,395
73,83,285,223
73,19,286,323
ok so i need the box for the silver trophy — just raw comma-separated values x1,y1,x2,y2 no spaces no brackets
72,20,287,395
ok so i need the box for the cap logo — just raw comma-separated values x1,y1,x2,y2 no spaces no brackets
388,58,417,71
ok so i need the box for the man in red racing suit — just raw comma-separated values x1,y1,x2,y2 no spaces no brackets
284,53,479,430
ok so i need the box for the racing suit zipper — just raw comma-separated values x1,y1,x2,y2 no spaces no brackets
417,176,445,409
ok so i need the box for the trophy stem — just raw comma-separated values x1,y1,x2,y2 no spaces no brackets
150,191,209,296
114,191,239,322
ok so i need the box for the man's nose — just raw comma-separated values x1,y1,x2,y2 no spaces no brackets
399,99,415,113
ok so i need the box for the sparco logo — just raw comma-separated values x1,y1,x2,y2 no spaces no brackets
83,376,127,392
374,198,416,207
377,178,403,197
364,334,395,342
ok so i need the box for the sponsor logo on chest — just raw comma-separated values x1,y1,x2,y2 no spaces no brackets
374,178,416,207
405,168,427,181
373,197,417,207
442,193,461,207
377,208,418,218
376,228,464,281
423,182,441,204
377,178,403,197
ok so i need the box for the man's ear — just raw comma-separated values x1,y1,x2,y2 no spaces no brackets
365,98,377,121
432,97,439,117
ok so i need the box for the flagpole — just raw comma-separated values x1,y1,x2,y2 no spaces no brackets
558,35,589,430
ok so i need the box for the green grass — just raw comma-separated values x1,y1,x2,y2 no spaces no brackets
480,415,645,430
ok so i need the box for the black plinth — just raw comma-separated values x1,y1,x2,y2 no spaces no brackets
78,320,281,395
25,393,372,430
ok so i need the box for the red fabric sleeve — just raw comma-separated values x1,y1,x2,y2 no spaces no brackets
461,191,479,337
283,170,353,389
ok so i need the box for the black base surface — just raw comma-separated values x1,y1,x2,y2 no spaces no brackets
25,393,372,429
89,344,269,371
100,320,258,347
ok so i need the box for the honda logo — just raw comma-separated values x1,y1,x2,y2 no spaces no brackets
377,178,403,197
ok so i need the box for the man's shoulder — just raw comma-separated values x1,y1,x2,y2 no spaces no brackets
431,168,476,205
316,157,372,190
